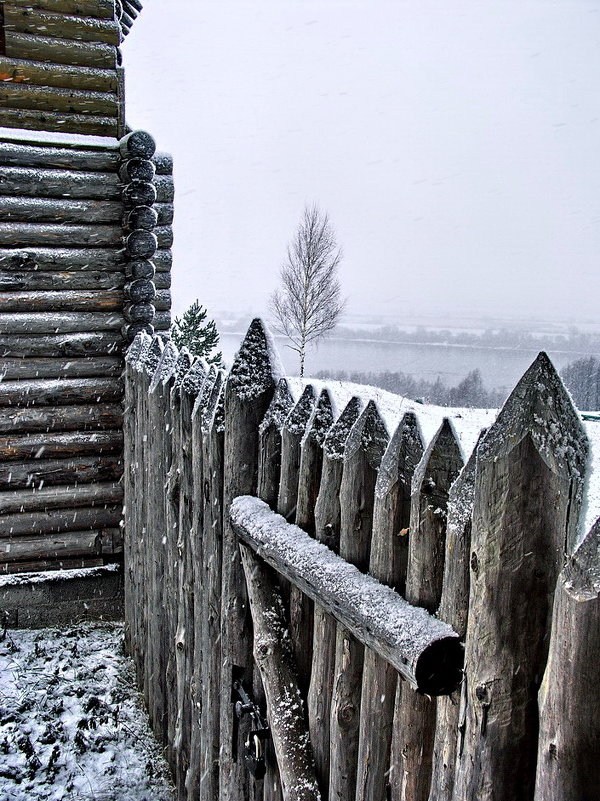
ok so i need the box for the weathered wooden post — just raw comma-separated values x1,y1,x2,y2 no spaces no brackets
355,412,424,801
282,385,317,690
328,400,389,801
219,319,280,801
534,517,600,801
452,353,588,801
197,370,226,801
428,432,484,801
307,396,362,797
258,378,295,508
392,419,463,801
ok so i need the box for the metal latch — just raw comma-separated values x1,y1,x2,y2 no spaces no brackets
232,680,270,779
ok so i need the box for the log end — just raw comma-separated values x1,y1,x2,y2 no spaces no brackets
415,636,464,696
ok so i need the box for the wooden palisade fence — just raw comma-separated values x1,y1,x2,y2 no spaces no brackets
124,319,599,801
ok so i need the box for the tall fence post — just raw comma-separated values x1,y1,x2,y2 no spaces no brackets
453,353,588,801
534,518,600,801
219,319,280,801
391,418,463,801
307,396,362,797
355,412,424,801
428,431,485,801
329,401,389,801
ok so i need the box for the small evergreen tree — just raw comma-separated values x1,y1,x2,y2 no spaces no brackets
171,301,223,366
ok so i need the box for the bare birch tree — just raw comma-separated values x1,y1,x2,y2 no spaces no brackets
270,204,345,376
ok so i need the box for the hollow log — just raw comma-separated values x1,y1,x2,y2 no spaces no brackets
231,496,463,696
240,543,322,801
6,0,115,19
0,376,123,406
0,504,122,538
220,319,279,801
0,247,125,271
452,353,588,801
4,32,117,69
0,82,118,115
308,396,361,796
0,270,125,291
0,481,123,515
1,331,122,358
0,402,123,433
0,165,120,199
0,454,123,489
0,311,124,334
0,356,122,380
392,419,463,801
356,412,424,801
329,401,389,801
0,108,118,137
428,433,484,801
0,289,123,311
0,529,121,563
0,430,123,461
534,519,600,801
0,56,118,93
0,222,122,248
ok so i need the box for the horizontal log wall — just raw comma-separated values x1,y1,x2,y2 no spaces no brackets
0,1,123,136
0,129,173,571
124,321,597,801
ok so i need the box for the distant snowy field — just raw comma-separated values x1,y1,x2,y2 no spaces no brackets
0,623,174,801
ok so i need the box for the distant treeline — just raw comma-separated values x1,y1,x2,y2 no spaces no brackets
315,367,507,408
316,355,600,411
333,325,600,354
561,356,600,411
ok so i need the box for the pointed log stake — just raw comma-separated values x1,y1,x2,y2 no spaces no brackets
308,396,362,796
220,318,279,801
258,378,295,508
452,353,588,801
534,518,600,801
392,419,464,801
329,401,389,801
240,544,322,801
356,413,424,801
428,431,485,801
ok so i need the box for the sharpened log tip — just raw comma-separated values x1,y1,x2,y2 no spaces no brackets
415,636,464,696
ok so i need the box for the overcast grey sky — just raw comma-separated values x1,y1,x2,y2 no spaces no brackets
123,0,600,326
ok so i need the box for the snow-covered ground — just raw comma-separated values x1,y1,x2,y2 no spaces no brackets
0,622,174,801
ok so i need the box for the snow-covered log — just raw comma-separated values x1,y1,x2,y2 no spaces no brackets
0,356,122,380
0,56,118,95
0,196,123,223
0,430,122,461
0,164,121,199
0,376,123,406
0,312,124,334
0,481,122,515
0,289,123,311
0,222,122,248
0,247,125,271
230,496,463,696
0,402,123,434
7,0,116,21
0,454,123,490
0,137,119,170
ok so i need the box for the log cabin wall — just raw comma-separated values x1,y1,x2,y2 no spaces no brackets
0,1,173,574
0,0,127,138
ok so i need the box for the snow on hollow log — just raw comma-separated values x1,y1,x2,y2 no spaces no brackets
534,517,600,801
230,496,463,696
